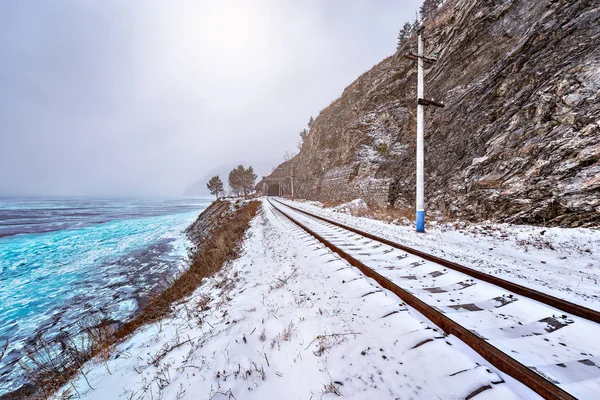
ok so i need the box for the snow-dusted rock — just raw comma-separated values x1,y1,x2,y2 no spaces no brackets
264,0,600,227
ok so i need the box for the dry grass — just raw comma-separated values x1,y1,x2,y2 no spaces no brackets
320,200,347,209
315,199,415,224
115,200,260,338
322,381,342,396
269,268,298,291
351,205,414,223
18,315,115,398
13,200,260,399
320,200,460,226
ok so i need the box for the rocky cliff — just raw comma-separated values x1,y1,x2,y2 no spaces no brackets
265,0,600,227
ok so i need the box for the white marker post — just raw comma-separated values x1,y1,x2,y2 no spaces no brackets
291,166,295,201
416,31,425,233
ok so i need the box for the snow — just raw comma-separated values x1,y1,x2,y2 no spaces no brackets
272,200,600,398
331,199,368,214
283,199,600,312
57,200,537,399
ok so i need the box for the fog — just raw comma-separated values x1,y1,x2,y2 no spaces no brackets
0,0,420,196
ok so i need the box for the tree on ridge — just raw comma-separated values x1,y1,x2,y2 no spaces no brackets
420,0,443,22
228,165,257,199
206,176,224,199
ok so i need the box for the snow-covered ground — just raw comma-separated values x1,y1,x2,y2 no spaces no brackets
57,200,538,399
282,199,600,312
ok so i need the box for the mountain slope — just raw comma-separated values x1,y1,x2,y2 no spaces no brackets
266,0,600,227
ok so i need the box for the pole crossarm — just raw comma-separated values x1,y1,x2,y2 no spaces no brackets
418,98,445,108
404,52,438,64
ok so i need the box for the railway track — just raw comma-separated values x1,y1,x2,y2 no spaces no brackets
268,198,600,399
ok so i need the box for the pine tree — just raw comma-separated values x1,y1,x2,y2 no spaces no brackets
228,166,244,197
299,128,308,142
206,175,224,199
420,0,442,22
413,11,421,31
228,165,257,199
308,116,315,129
396,22,414,50
240,166,257,198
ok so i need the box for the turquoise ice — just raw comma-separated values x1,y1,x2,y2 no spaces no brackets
0,198,210,395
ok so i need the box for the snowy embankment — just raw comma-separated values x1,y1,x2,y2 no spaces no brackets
57,199,537,399
285,199,600,312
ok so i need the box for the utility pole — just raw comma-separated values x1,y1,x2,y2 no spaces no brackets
416,31,425,233
291,166,295,201
405,27,444,233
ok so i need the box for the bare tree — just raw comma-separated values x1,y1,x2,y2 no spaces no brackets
283,151,296,162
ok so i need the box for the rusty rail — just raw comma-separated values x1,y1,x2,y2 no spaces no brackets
268,198,577,400
272,198,600,325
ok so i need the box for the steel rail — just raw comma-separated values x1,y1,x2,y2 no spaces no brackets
272,198,600,325
268,198,576,400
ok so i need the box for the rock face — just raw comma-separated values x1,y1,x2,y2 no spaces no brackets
265,0,600,227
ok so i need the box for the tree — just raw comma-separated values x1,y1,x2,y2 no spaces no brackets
299,128,308,142
420,0,442,22
206,175,224,199
228,165,257,199
297,128,309,151
413,11,421,33
283,151,296,162
308,116,315,129
228,166,243,197
396,9,424,51
240,166,257,198
396,21,415,50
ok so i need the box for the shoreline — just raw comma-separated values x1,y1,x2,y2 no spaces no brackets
0,200,248,400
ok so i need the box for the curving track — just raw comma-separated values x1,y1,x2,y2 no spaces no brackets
268,198,600,399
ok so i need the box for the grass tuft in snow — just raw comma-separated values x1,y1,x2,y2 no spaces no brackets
322,381,342,396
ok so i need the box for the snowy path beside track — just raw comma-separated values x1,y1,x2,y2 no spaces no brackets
58,200,536,399
271,199,600,399
281,199,600,312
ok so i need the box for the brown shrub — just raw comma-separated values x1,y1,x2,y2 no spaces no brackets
115,200,260,338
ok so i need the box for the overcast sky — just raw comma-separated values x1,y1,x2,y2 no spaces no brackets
0,0,420,196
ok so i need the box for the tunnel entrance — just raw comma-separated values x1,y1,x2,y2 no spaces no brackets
267,184,280,196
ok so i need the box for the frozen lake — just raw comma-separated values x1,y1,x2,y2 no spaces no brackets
0,197,212,396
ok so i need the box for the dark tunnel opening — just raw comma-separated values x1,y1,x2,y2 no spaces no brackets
267,184,281,196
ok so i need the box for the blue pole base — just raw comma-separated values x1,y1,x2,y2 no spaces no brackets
416,210,425,233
